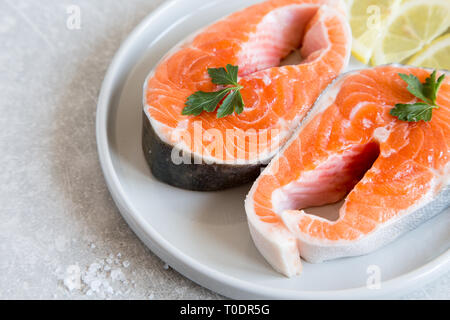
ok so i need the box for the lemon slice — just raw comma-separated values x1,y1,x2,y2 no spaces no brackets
345,0,402,64
408,33,450,70
371,0,450,66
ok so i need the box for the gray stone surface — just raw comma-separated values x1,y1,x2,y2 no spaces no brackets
0,0,447,300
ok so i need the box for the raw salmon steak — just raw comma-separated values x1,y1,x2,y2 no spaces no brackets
143,0,351,191
245,66,450,277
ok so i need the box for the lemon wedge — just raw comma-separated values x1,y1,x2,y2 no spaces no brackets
408,33,450,70
371,0,450,66
345,0,402,64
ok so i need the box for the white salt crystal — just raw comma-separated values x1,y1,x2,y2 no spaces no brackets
88,262,101,273
111,268,126,282
106,285,114,295
64,265,81,292
60,251,135,299
90,280,102,293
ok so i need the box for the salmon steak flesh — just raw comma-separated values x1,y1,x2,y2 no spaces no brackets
143,0,351,191
245,66,450,277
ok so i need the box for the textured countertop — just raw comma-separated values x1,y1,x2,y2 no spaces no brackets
0,0,448,300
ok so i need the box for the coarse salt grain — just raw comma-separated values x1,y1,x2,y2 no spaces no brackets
61,248,133,298
111,268,126,282
63,265,81,292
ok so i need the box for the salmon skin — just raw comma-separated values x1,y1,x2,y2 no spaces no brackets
143,0,351,191
245,65,450,277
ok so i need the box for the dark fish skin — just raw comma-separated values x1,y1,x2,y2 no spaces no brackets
142,112,262,191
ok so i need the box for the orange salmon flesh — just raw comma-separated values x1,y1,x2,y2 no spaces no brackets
144,0,351,165
245,66,450,277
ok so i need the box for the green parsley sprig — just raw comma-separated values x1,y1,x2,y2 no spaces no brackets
182,64,245,118
390,70,446,122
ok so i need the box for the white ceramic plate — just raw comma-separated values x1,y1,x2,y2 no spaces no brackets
96,0,450,299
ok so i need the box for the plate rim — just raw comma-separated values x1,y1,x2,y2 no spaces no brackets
95,0,450,299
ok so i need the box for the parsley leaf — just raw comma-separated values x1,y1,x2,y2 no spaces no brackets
390,70,446,122
390,103,436,122
208,64,239,86
182,89,231,116
398,73,430,104
216,90,244,118
423,70,446,105
182,65,244,118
